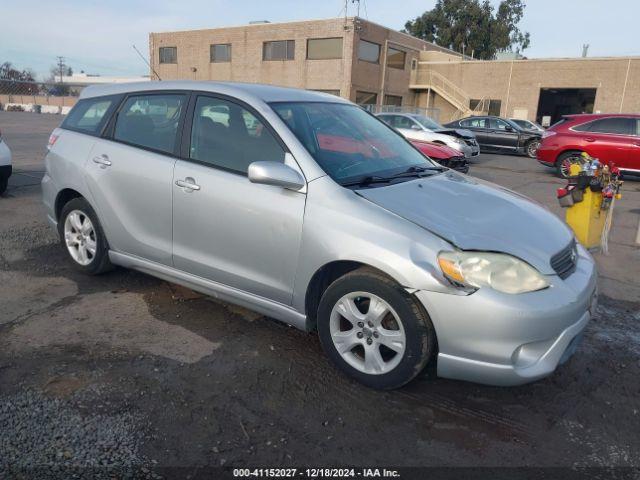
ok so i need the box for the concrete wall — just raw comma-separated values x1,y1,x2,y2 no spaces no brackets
414,56,640,121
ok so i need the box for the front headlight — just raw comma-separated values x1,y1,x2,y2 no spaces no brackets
437,251,549,294
451,137,466,145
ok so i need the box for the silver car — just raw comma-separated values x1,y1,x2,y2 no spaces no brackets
0,129,12,195
376,112,480,158
42,82,597,389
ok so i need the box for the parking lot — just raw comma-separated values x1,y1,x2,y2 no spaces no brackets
1,111,639,473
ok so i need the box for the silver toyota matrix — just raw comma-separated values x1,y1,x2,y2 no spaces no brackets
42,82,597,389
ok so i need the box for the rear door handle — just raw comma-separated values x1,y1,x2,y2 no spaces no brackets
175,178,201,191
584,137,596,142
92,154,111,167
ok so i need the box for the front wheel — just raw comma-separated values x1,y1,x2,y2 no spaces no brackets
317,268,436,390
526,140,540,159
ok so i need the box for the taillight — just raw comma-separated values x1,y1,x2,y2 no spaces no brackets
47,130,60,150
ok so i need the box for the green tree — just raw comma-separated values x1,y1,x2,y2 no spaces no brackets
404,0,530,60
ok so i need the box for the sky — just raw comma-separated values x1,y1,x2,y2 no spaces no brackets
1,0,639,79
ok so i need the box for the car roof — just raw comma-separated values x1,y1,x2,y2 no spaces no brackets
562,113,640,120
79,80,351,105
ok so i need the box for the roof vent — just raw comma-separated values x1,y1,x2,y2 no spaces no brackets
249,20,271,25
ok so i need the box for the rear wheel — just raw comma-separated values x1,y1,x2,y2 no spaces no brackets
526,139,540,159
58,197,113,275
556,151,583,178
317,267,436,390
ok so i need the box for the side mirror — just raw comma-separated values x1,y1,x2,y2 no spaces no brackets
504,125,514,132
248,161,305,191
410,124,422,131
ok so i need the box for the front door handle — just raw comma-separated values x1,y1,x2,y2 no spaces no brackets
584,137,596,143
92,154,112,167
175,178,201,191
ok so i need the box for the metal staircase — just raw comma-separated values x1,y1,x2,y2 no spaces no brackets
410,70,489,120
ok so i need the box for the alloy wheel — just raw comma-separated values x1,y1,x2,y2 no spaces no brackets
64,210,97,266
527,140,540,158
329,292,406,375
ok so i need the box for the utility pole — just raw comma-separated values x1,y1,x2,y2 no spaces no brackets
581,44,590,58
56,56,66,83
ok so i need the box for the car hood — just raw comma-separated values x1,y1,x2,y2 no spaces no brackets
434,128,475,139
356,172,573,274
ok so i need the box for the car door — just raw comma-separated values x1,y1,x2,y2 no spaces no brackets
85,91,188,265
172,94,306,305
488,118,520,152
460,117,489,148
631,118,640,171
578,117,636,170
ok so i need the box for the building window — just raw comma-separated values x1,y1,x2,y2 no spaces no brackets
159,47,177,64
263,40,295,61
210,44,231,63
411,59,418,70
356,91,378,105
470,99,502,116
307,38,343,60
384,95,403,106
386,47,406,70
312,89,341,96
358,40,381,64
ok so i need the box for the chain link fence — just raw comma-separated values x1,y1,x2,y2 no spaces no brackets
0,80,88,114
361,104,441,123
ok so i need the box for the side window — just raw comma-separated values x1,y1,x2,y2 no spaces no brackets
378,115,394,127
190,96,285,174
584,118,634,135
114,94,186,154
492,119,511,130
395,116,416,129
463,118,486,128
62,97,117,135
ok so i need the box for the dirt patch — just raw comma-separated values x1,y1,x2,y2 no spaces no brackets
4,291,220,363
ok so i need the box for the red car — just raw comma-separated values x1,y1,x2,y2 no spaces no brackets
537,114,640,177
410,139,470,173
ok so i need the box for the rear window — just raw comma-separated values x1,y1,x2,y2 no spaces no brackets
62,96,118,135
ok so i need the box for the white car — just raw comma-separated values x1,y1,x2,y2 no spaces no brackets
0,129,12,195
377,113,480,158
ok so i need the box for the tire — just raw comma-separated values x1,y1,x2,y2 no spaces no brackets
556,151,583,179
317,267,436,390
0,176,7,195
525,139,540,159
58,197,113,275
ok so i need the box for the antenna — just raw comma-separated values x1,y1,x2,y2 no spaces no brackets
133,44,161,81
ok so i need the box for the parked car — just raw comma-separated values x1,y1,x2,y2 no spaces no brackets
43,82,597,389
0,129,12,195
376,113,480,159
510,118,545,132
409,139,469,173
537,114,640,178
445,116,541,158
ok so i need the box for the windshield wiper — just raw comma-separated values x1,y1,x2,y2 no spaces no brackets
389,165,446,179
340,175,393,187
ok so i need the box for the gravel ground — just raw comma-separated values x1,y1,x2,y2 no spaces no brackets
0,112,639,477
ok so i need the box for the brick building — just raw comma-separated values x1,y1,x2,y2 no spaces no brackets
149,17,640,124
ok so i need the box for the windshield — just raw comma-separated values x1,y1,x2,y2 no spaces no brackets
270,102,439,185
412,115,443,131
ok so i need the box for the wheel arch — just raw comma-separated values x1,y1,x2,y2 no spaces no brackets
304,260,403,331
55,188,84,221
